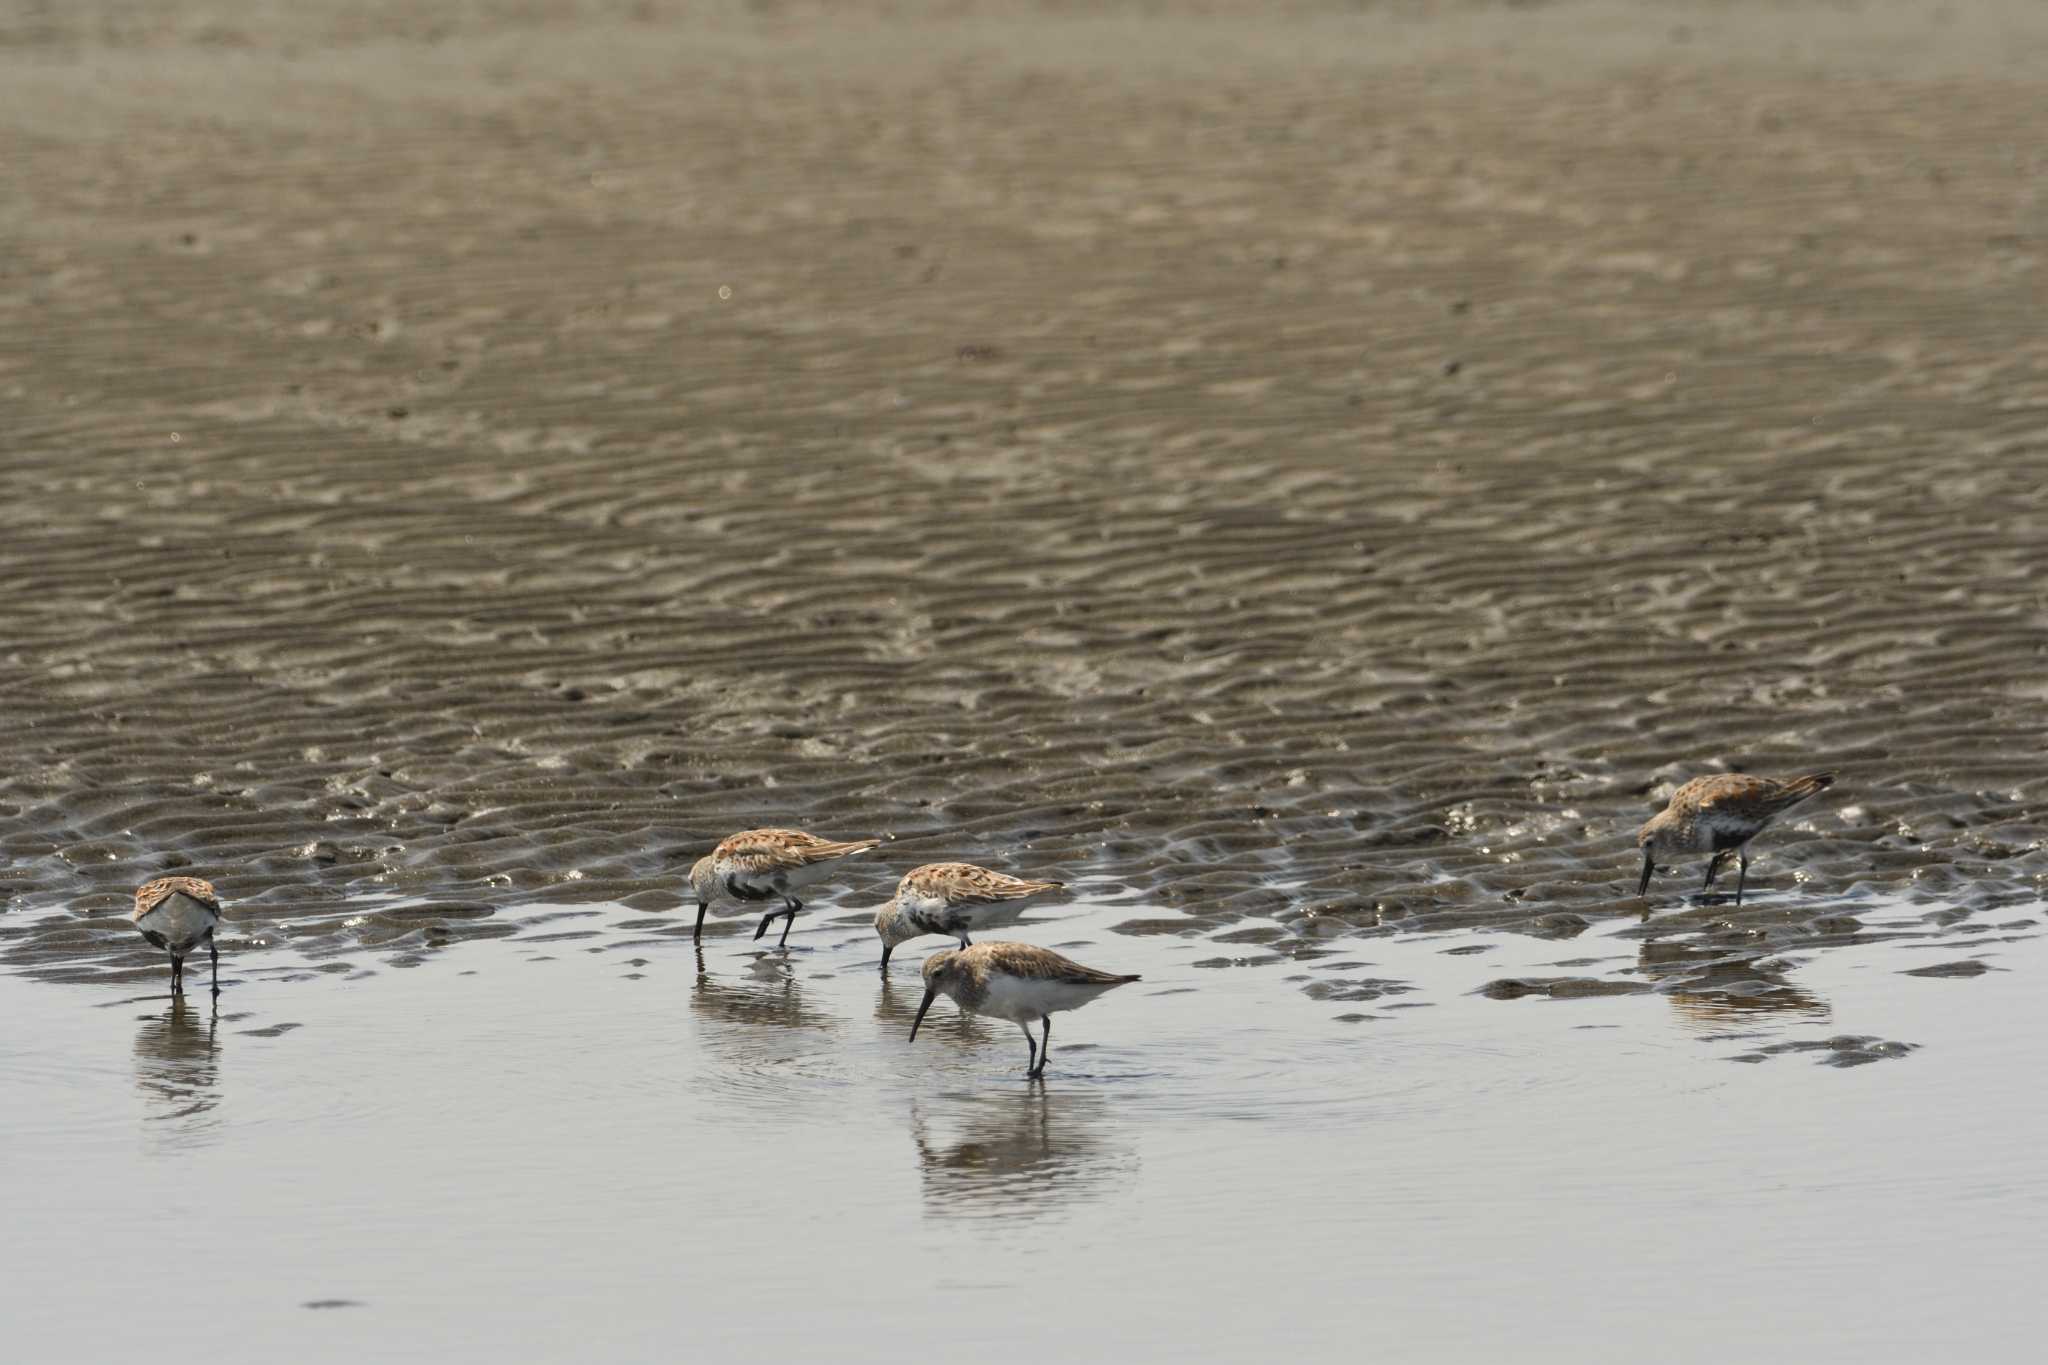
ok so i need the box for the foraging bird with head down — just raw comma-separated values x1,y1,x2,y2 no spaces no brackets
910,942,1140,1080
1636,772,1835,906
131,875,224,998
873,862,1066,972
687,828,880,946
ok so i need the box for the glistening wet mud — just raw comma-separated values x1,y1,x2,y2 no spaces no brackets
4,2,2048,1361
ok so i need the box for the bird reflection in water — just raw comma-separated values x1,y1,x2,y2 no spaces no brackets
911,1089,1136,1219
1637,940,1830,1029
133,995,222,1131
690,947,833,1033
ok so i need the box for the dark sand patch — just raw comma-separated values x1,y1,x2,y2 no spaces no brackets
1481,977,1653,1000
1728,1036,1920,1068
1901,960,1998,978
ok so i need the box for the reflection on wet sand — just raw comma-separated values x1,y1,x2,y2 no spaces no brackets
1637,941,1831,1030
133,997,221,1131
690,948,834,1033
911,1090,1136,1218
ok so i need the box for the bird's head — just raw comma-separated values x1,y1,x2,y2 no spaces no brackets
909,948,964,1043
688,855,718,907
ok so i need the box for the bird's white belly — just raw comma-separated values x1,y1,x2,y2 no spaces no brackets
729,859,840,897
138,898,218,955
978,975,1110,1023
780,860,844,891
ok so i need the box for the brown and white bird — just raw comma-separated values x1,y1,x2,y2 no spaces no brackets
910,942,1140,1080
1636,772,1836,905
131,876,224,998
687,828,880,946
874,862,1066,972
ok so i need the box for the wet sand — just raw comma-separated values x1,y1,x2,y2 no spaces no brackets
4,1,2048,1359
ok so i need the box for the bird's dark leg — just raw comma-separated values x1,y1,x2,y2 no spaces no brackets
1736,849,1750,907
1702,851,1726,892
693,901,708,942
171,955,183,997
753,910,780,941
957,933,972,949
209,933,220,998
775,897,801,948
1019,1021,1038,1076
880,943,893,974
1031,1013,1053,1080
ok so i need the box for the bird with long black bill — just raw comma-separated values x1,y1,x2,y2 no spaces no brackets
909,942,1139,1080
1636,772,1835,906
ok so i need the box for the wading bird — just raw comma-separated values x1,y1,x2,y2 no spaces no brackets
910,942,1139,1080
688,828,880,946
132,876,224,998
1637,772,1835,906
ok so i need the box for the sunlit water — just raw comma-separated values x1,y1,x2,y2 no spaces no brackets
5,887,2046,1362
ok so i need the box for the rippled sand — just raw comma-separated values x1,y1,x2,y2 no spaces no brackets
4,1,2048,1360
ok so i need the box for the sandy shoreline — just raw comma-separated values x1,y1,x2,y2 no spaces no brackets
5,0,2047,990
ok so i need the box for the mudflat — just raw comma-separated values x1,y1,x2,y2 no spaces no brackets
3,3,2047,1361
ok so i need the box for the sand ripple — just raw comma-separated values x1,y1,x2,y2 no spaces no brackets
4,1,2046,1014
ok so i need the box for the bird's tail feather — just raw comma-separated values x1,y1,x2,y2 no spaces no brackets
1779,772,1836,806
804,837,882,862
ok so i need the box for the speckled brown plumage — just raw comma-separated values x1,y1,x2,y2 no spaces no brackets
131,875,224,997
687,827,880,945
132,875,221,921
874,862,1066,967
1636,772,1836,905
910,941,1141,1080
711,828,880,876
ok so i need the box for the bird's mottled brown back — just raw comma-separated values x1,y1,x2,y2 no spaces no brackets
900,862,1064,905
974,941,1139,986
715,827,879,873
133,875,220,920
1678,772,1835,821
1640,771,1836,852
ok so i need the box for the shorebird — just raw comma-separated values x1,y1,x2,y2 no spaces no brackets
1636,772,1836,906
687,828,880,946
910,942,1140,1080
874,862,1066,972
132,875,224,998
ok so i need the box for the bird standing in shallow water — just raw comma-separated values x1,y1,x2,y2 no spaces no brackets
687,828,880,946
910,942,1140,1080
132,876,223,998
874,862,1066,972
1636,772,1836,906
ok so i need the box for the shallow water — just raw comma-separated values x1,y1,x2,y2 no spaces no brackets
7,885,2046,1361
7,1,2048,1359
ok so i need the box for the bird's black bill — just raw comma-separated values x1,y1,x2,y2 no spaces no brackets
908,987,937,1043
693,901,708,942
1637,853,1654,898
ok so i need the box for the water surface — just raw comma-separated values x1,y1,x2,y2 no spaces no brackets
7,887,2044,1361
